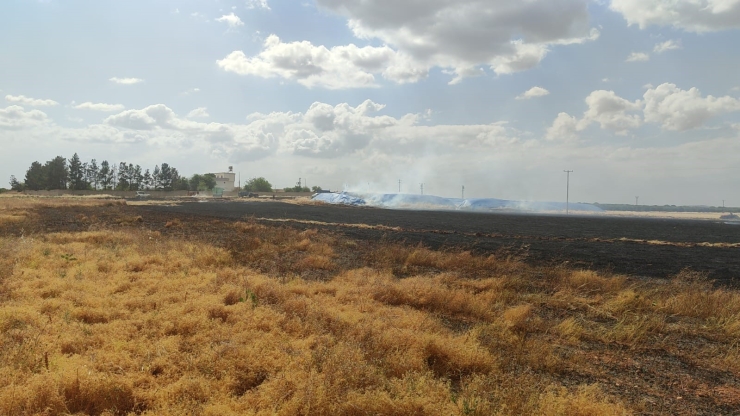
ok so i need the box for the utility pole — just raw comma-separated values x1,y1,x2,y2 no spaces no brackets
723,200,725,209
398,179,401,193
563,170,573,215
635,196,639,206
239,172,241,189
462,185,465,199
420,183,424,195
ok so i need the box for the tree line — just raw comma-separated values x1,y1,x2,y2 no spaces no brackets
9,153,218,192
240,177,320,193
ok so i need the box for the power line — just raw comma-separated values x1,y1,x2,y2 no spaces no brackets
564,170,573,215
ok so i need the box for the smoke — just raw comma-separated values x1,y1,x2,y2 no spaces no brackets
313,191,602,213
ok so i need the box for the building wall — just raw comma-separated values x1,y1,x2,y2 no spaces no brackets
213,172,236,192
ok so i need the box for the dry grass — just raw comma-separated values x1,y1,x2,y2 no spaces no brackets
0,196,125,227
0,208,739,414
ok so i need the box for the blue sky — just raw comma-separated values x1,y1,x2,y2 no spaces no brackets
2,0,740,205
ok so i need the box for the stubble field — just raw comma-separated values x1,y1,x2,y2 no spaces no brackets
1,197,740,415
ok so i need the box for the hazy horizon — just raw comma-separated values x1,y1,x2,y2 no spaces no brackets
2,0,740,206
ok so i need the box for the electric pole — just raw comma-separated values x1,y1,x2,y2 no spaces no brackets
398,179,401,193
420,183,424,195
635,196,639,206
462,185,465,199
564,170,573,215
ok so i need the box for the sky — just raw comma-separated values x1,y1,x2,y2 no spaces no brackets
1,0,740,206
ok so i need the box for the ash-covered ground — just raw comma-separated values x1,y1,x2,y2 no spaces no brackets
140,200,740,284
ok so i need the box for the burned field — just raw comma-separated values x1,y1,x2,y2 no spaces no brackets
2,198,740,415
144,201,740,285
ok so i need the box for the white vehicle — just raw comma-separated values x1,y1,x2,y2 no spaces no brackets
135,191,151,199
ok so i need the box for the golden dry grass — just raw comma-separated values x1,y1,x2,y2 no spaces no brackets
0,209,739,414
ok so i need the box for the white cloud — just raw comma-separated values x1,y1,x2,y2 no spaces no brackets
0,106,50,130
109,77,143,85
98,100,519,161
246,0,270,10
548,83,740,138
610,0,740,32
73,102,125,112
187,107,210,119
643,83,740,131
547,90,642,138
516,86,550,100
180,88,201,96
546,112,581,140
234,0,600,85
329,0,597,67
653,39,682,53
626,52,650,62
5,95,58,107
581,90,643,133
216,13,244,28
218,35,426,89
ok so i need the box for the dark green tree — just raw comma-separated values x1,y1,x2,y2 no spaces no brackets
9,175,24,191
116,162,129,190
174,176,190,191
244,177,273,192
44,156,68,190
88,159,99,190
159,163,173,190
68,153,87,190
189,173,217,191
99,161,112,189
133,165,143,191
142,169,152,190
24,162,46,191
152,165,161,190
284,185,310,192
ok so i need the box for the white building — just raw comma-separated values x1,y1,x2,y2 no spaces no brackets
212,167,236,192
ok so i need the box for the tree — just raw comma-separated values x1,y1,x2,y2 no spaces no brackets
99,161,112,189
189,173,217,191
202,173,216,191
116,162,129,190
88,159,99,190
284,185,310,192
9,175,24,191
244,177,273,192
174,177,190,191
133,165,143,191
24,161,46,191
152,165,161,190
44,156,68,190
159,163,174,190
142,169,152,190
311,186,322,192
68,153,86,190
